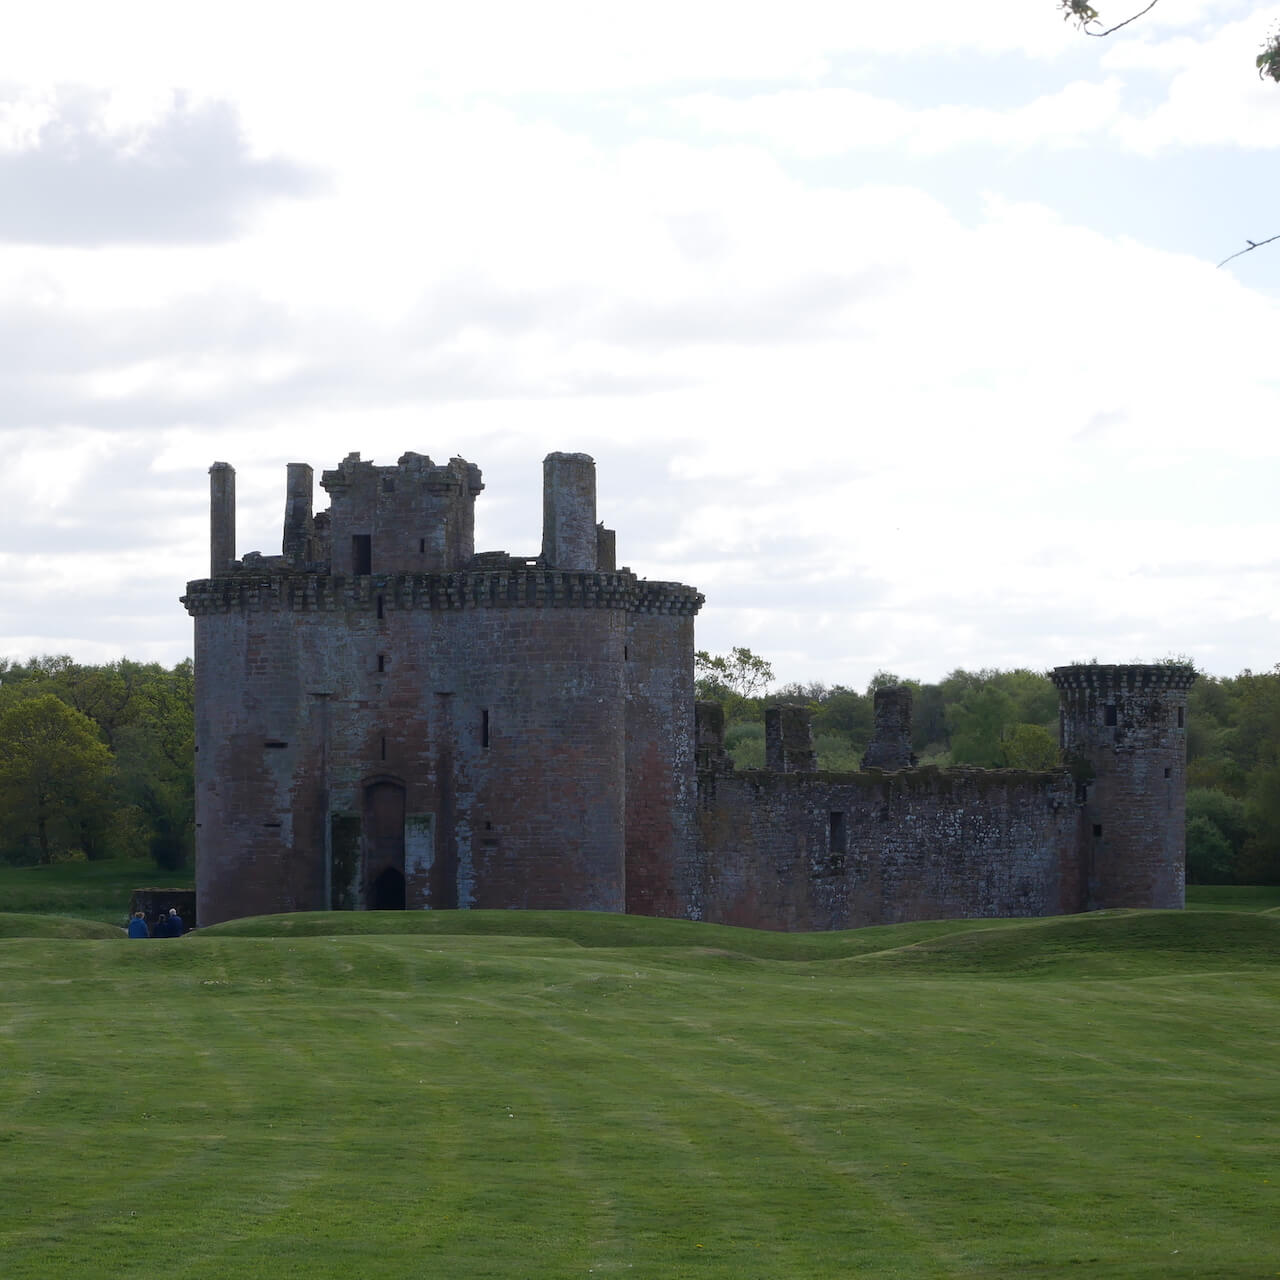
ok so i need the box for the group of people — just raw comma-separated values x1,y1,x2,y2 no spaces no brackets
127,908,186,938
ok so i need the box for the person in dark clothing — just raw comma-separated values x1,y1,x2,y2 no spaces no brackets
167,908,185,937
127,912,149,939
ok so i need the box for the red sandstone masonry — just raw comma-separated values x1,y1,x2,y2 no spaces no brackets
185,455,1188,931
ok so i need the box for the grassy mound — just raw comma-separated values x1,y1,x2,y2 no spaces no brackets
0,912,124,940
202,906,1020,959
841,907,1280,977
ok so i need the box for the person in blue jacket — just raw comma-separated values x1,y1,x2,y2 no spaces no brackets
127,911,149,939
167,907,185,937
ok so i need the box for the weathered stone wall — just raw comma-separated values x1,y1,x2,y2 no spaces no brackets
624,613,698,918
186,453,1186,934
693,766,1084,931
188,573,689,924
185,448,705,928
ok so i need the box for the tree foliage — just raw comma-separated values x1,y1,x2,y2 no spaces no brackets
0,657,194,868
0,695,115,864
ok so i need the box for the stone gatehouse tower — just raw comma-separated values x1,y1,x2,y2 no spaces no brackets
183,452,703,927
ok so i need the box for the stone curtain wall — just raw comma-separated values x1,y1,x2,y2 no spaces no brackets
693,767,1083,931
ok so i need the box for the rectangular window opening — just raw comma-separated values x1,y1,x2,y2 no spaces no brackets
352,534,372,575
1092,823,1103,838
380,736,387,761
1164,767,1172,779
1104,704,1117,727
382,476,395,493
1177,707,1185,728
264,740,288,749
829,811,847,855
376,594,384,619
624,644,629,661
419,538,426,553
377,654,386,673
481,708,490,749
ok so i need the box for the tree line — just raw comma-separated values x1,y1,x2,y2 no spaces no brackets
2,648,1274,883
697,649,1280,885
0,656,193,869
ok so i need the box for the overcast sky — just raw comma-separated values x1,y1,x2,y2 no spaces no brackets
2,0,1278,690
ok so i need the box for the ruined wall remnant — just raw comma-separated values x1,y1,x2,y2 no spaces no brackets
861,685,917,771
184,453,1189,932
765,705,817,774
209,462,235,577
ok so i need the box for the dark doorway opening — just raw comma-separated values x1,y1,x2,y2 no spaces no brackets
364,778,406,910
371,865,406,910
352,534,372,575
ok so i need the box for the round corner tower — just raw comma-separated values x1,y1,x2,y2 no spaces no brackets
1051,663,1196,911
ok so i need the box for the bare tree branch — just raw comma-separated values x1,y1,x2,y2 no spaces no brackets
1085,0,1162,38
1217,233,1280,269
1059,0,1161,38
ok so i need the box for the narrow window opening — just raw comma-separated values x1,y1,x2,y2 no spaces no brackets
1177,707,1185,728
829,811,847,855
1092,823,1103,838
1104,704,1117,727
485,821,493,831
1164,767,1172,779
264,821,282,829
380,736,387,761
382,476,395,493
419,538,426,553
377,654,386,673
264,739,288,749
624,644,629,661
352,534,372,575
481,708,490,749
376,594,384,619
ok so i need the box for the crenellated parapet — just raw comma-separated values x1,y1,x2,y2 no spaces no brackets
181,569,703,617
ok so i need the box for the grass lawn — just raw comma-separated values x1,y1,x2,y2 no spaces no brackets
0,858,193,925
1,898,1277,1278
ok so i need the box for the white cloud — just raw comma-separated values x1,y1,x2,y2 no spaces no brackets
677,79,1129,155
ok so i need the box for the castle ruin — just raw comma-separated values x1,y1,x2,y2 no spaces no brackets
183,452,1193,929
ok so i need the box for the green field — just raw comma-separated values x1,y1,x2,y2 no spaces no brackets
1,869,1278,1278
0,858,193,925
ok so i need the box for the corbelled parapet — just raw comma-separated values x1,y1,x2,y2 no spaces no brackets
765,705,816,774
1051,663,1198,695
862,685,917,771
181,570,703,617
